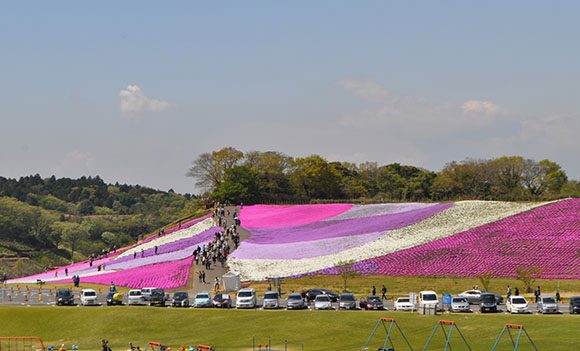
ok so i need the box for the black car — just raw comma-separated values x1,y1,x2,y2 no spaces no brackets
479,293,498,313
150,288,166,307
106,292,123,306
570,296,580,314
55,289,74,306
172,292,190,307
305,289,339,302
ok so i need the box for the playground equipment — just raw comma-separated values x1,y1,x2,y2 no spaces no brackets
491,324,538,351
362,317,413,351
143,342,171,351
423,320,471,351
195,346,213,351
0,337,46,351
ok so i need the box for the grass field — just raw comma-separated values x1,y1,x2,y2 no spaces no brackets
0,305,577,351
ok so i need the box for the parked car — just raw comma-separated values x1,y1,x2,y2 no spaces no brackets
286,293,307,310
450,297,470,312
394,297,414,311
419,291,439,311
481,291,504,305
479,293,498,313
128,289,144,305
360,296,385,310
506,296,530,314
213,293,231,308
313,294,333,310
106,292,123,306
80,289,98,306
149,288,166,307
537,295,559,314
263,291,280,309
305,289,339,302
172,292,190,307
570,296,580,314
55,289,74,306
193,293,213,308
141,287,156,301
458,290,482,304
339,293,356,310
236,288,257,309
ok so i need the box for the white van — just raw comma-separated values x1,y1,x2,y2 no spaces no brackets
419,291,439,310
141,287,156,301
236,288,257,309
128,289,144,305
80,289,98,306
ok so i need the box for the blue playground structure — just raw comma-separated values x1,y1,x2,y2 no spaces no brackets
362,317,413,351
491,324,538,351
423,320,471,351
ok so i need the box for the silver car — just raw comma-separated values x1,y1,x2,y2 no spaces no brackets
339,293,356,310
263,291,280,309
286,293,306,310
450,297,471,312
537,295,559,314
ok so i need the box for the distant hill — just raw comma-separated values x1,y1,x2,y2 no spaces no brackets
0,174,206,279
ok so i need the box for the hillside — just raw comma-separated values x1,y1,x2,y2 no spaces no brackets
0,175,205,280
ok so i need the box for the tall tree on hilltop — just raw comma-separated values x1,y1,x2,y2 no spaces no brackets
186,147,244,193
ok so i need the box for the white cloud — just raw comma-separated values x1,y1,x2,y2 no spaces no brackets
119,85,174,119
462,100,501,114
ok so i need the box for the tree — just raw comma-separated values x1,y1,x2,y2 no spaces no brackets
51,222,89,258
290,155,343,199
477,272,493,292
213,166,261,204
187,147,244,192
335,260,360,292
515,266,544,293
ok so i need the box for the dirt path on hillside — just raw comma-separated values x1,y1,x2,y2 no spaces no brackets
183,206,250,295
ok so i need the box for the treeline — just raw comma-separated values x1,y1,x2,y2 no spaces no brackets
0,175,203,278
188,147,580,204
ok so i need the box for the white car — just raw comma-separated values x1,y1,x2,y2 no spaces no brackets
140,287,156,301
537,295,559,314
506,296,530,314
394,297,414,311
450,297,471,312
236,288,257,309
128,289,144,305
80,289,98,306
314,294,333,310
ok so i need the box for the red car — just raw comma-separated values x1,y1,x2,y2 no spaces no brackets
360,296,385,310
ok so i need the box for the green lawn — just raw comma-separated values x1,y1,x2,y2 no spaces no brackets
0,306,576,351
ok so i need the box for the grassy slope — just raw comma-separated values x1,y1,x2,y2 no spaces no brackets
0,306,577,351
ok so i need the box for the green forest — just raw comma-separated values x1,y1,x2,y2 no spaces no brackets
0,175,205,278
188,147,580,204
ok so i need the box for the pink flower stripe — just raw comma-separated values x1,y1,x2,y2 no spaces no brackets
239,204,353,228
310,198,580,279
53,256,194,289
240,203,452,245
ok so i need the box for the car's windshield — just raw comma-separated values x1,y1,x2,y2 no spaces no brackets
398,298,410,303
341,294,354,301
84,291,96,297
482,295,495,303
542,297,556,304
196,293,209,299
369,296,381,302
58,289,71,296
423,294,437,301
453,297,467,303
512,298,526,304
572,298,580,306
129,291,141,296
288,294,302,300
316,295,330,302
174,292,187,298
238,291,253,297
264,292,278,299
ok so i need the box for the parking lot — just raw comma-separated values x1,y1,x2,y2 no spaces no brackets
0,287,575,315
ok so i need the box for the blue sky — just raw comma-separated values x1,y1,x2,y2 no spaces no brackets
1,2,579,194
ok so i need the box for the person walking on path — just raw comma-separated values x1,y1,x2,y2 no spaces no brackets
202,270,206,283
535,286,541,303
515,287,519,296
155,246,158,255
372,285,376,296
507,285,512,300
381,285,387,300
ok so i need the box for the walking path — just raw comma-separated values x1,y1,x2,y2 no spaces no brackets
182,206,251,295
